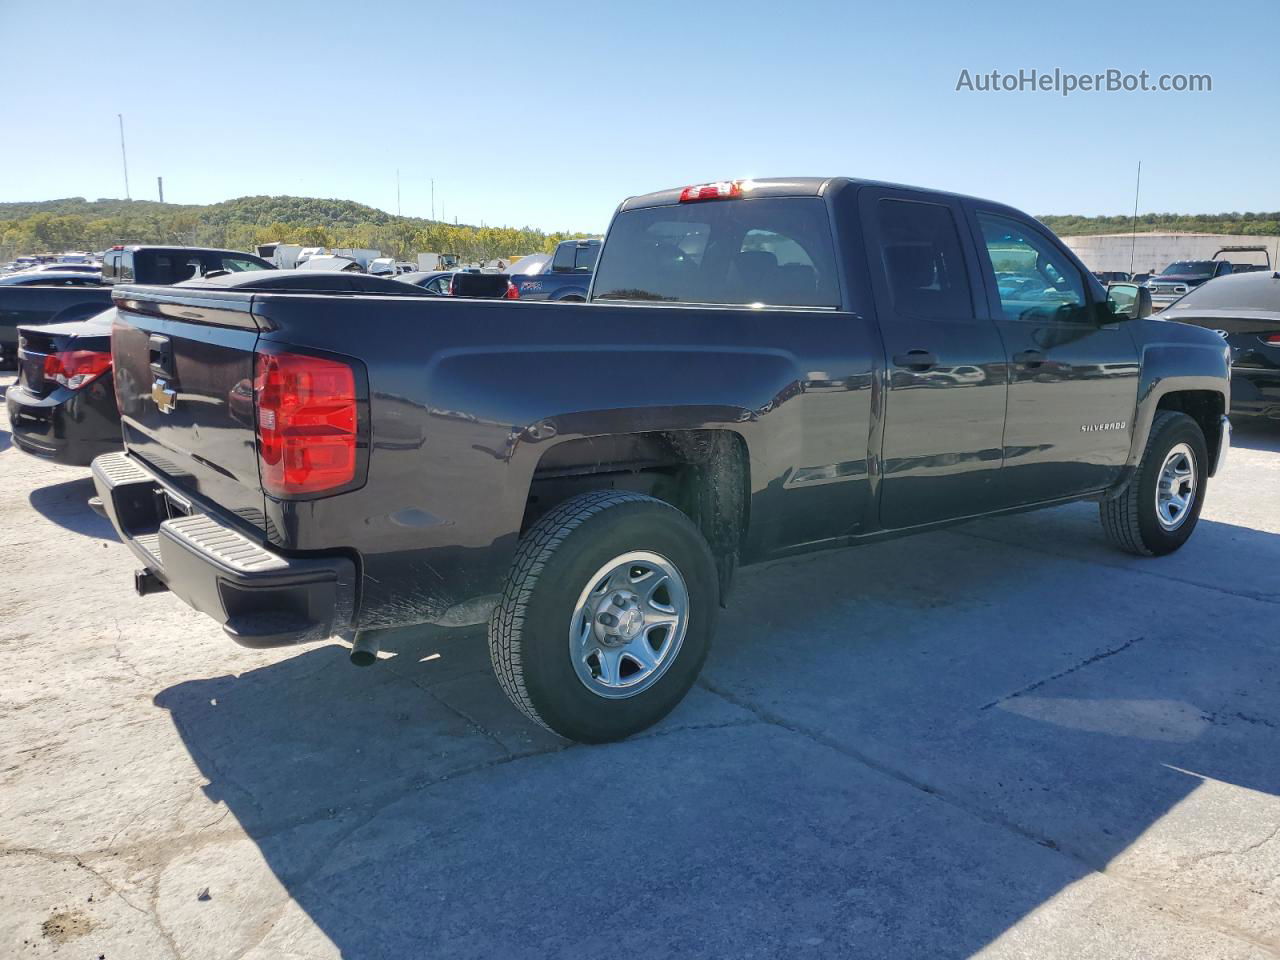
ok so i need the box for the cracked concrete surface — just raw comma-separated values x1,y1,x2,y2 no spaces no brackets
2,371,1278,958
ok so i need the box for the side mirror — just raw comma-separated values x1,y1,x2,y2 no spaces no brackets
1106,282,1151,320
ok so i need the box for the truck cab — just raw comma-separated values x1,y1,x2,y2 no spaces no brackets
102,245,274,284
511,237,601,301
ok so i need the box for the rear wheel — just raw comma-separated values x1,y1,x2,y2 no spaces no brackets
488,491,718,743
1100,411,1208,556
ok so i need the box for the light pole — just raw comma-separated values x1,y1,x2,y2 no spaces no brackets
118,114,131,200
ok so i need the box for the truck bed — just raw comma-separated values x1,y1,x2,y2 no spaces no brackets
107,281,874,633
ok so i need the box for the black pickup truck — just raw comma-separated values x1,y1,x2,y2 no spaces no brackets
91,177,1231,743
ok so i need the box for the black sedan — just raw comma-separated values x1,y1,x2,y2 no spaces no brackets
396,270,516,298
6,308,120,465
396,270,453,294
1161,270,1280,420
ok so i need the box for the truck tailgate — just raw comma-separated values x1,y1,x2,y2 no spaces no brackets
111,287,267,533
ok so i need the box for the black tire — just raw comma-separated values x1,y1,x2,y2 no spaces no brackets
1100,411,1208,556
488,490,718,743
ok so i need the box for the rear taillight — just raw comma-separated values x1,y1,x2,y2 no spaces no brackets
1263,334,1280,345
679,180,744,203
43,349,112,389
254,350,359,497
505,280,519,299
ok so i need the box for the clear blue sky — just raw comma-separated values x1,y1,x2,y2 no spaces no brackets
2,0,1276,232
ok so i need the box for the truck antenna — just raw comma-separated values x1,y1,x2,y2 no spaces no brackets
1129,160,1141,277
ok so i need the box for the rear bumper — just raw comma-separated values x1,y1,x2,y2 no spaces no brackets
6,376,122,466
91,451,357,648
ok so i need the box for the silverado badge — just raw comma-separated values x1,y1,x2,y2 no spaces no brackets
151,378,177,415
1080,421,1126,432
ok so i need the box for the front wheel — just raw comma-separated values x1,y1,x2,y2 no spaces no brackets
1100,411,1208,556
488,491,718,743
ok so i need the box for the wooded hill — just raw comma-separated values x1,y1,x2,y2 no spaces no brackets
0,196,591,262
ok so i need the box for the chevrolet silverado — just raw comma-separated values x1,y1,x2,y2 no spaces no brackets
91,177,1231,743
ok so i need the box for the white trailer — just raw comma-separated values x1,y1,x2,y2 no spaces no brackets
332,248,383,270
270,244,305,269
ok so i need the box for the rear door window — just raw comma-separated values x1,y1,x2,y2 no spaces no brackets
592,198,841,308
874,199,974,320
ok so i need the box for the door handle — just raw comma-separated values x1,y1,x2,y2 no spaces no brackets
892,350,938,371
1013,349,1045,368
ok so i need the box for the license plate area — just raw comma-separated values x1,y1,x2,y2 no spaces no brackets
19,353,46,392
154,486,193,521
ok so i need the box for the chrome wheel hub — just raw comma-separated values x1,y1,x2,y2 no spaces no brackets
569,551,689,700
1155,442,1197,531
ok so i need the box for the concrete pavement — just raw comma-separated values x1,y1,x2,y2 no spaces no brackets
2,370,1277,959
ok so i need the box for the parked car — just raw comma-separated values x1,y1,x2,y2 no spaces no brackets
509,237,601,301
396,270,515,298
396,270,452,294
0,272,106,287
15,262,102,275
1160,269,1280,420
6,271,420,465
102,245,274,283
1146,257,1234,311
91,176,1229,744
2,246,272,366
0,273,112,366
6,311,119,464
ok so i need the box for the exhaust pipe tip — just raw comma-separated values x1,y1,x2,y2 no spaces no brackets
349,631,380,667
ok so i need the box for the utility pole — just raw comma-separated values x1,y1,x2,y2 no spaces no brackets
1129,160,1142,277
117,114,131,200
157,176,164,203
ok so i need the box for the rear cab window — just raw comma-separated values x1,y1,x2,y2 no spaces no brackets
552,242,599,273
592,198,841,308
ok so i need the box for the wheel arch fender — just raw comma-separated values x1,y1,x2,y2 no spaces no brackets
1126,339,1229,472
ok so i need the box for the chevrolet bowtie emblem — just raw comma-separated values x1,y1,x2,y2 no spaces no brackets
151,378,177,414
